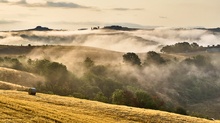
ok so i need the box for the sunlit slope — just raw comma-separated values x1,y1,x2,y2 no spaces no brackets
0,81,28,90
0,67,44,87
0,90,218,123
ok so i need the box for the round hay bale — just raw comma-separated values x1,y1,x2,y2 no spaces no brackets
28,87,37,95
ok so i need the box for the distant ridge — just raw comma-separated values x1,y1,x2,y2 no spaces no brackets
103,25,138,31
27,26,52,31
195,27,220,32
10,26,55,32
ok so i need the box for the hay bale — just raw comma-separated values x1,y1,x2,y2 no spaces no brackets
28,88,37,95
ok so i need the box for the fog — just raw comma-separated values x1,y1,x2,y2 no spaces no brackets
109,54,220,108
1,27,220,118
1,27,219,52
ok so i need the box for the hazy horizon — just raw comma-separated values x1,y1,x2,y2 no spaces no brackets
0,28,219,53
0,0,220,31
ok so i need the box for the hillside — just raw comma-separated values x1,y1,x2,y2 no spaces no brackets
0,81,28,90
0,26,220,122
0,45,220,119
0,90,218,123
0,67,44,87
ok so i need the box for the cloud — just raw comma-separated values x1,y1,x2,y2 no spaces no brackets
52,21,103,26
16,0,27,5
159,16,168,19
51,21,155,29
1,27,220,53
46,1,87,9
112,8,144,11
0,0,91,9
0,0,8,3
0,20,20,24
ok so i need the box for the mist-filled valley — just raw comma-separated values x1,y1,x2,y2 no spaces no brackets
1,26,220,52
1,26,220,119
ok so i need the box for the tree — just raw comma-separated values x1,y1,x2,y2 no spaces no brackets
135,91,163,109
33,59,70,95
136,91,153,108
161,42,204,53
84,57,94,68
160,45,172,53
175,107,187,115
145,51,166,65
184,55,211,67
94,92,108,103
175,42,191,53
90,65,107,76
112,89,136,106
191,42,199,49
46,62,68,82
123,52,141,66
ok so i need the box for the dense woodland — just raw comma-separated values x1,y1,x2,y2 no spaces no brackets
1,43,220,118
161,42,220,53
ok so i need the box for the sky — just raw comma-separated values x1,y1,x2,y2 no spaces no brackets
0,0,220,31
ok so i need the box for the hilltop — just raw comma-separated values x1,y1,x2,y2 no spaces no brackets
0,90,218,123
27,26,53,31
11,26,53,32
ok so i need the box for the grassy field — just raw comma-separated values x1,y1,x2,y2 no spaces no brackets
0,90,218,123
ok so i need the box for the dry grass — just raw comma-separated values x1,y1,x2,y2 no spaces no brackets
0,81,28,90
0,90,218,123
0,67,44,87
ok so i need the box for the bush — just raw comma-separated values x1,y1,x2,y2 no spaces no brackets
175,107,187,115
184,55,211,67
84,57,94,68
112,89,136,106
123,52,141,66
94,92,109,103
145,51,166,65
136,91,154,108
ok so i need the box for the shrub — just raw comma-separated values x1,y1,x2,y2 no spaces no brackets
123,52,141,66
145,51,166,65
175,107,187,115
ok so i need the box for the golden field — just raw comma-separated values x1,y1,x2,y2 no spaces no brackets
0,90,219,123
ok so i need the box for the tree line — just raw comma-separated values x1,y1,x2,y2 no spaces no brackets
161,42,220,53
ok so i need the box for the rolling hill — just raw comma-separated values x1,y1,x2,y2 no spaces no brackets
0,90,218,123
0,81,28,90
0,67,44,87
1,26,220,121
0,45,220,119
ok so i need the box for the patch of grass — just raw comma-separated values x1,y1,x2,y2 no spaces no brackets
0,90,218,123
